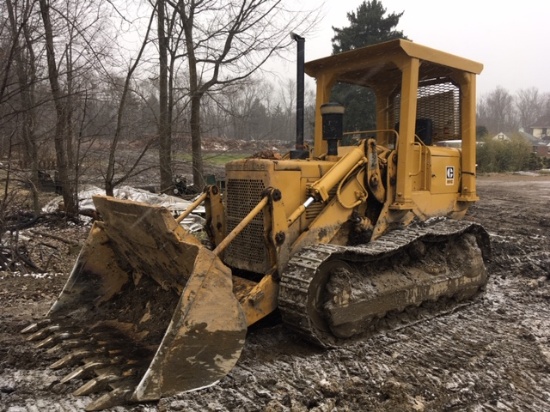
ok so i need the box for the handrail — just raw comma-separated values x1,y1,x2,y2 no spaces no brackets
408,142,424,177
175,191,208,224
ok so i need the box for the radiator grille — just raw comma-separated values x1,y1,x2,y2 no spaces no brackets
224,178,269,272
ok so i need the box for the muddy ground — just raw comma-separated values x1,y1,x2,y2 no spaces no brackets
1,173,549,412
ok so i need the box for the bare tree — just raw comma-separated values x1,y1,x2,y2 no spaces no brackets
31,0,119,211
536,92,550,127
104,6,156,196
5,0,41,212
3,0,318,206
516,87,543,130
279,77,296,141
196,75,313,144
165,0,317,188
146,0,188,192
156,0,172,192
477,86,518,135
38,0,78,214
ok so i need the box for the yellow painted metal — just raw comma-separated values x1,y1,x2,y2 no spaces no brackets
48,195,247,405
305,39,482,87
223,157,335,258
48,222,129,314
400,40,483,75
286,201,309,228
238,274,279,327
132,245,247,401
308,142,366,202
92,195,200,291
305,38,483,164
175,191,207,224
204,185,225,248
371,150,410,240
38,39,487,410
428,147,461,194
366,139,385,203
457,71,479,202
311,72,337,157
305,38,483,217
269,190,292,271
392,56,420,209
288,167,370,255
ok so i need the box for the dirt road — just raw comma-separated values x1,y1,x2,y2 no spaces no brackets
1,173,549,411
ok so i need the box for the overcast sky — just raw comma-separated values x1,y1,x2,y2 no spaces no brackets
276,0,549,98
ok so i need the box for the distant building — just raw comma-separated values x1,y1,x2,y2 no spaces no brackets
519,129,550,158
529,115,550,139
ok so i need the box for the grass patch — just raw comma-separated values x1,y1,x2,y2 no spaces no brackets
175,152,249,167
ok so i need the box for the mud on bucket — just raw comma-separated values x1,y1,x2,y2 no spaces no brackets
23,195,247,411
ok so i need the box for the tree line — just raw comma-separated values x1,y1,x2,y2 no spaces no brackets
0,0,317,217
478,86,550,136
1,0,548,222
476,86,550,173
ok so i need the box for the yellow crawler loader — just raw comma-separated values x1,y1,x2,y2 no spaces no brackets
23,38,490,410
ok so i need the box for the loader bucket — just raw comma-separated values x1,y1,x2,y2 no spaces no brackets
24,195,247,410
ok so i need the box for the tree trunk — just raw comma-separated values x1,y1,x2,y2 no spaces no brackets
178,2,205,189
65,46,75,170
6,0,40,214
38,0,77,215
190,93,205,189
157,0,172,193
104,6,154,196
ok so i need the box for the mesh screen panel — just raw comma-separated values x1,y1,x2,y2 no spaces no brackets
393,81,460,141
224,179,270,272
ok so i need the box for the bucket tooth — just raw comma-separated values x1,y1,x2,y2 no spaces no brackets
35,335,57,349
61,359,116,384
35,331,74,349
27,324,61,341
21,319,51,334
61,355,127,384
73,369,126,396
73,375,116,396
50,344,125,370
47,338,85,354
45,330,103,354
84,387,132,411
50,349,93,369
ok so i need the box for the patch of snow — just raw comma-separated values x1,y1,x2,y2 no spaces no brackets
42,185,206,232
513,171,540,176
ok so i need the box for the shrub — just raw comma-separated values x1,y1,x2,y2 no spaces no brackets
476,135,535,172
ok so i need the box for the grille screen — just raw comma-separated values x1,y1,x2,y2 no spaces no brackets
224,179,269,272
393,81,460,141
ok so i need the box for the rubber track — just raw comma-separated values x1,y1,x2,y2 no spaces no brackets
278,219,490,347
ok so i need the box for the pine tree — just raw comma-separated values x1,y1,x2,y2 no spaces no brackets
331,1,407,133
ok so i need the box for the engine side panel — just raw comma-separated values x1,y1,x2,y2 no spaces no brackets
223,158,333,274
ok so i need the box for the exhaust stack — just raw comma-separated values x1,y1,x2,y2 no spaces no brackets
290,33,308,159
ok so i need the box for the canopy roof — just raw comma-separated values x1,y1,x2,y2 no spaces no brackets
304,39,483,88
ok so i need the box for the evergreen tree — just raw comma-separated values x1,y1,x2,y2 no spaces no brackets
331,1,407,133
